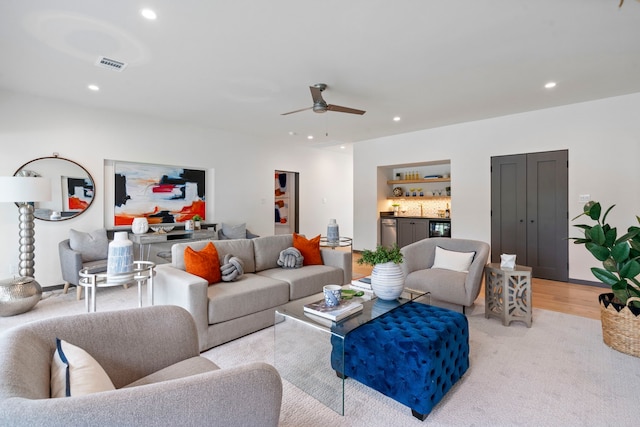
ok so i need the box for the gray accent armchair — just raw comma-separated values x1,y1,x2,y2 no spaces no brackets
58,239,109,300
0,305,283,427
401,237,490,312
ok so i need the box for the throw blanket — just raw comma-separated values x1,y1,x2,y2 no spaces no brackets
220,254,245,281
277,247,303,269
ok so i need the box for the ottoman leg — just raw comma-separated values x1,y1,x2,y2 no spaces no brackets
412,409,428,421
335,370,347,379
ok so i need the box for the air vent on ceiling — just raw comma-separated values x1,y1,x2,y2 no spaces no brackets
95,56,128,72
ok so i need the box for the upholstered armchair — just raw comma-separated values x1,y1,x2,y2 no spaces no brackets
401,237,490,312
0,305,283,427
59,229,110,299
217,222,259,240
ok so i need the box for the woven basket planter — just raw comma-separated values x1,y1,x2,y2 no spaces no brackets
599,293,640,358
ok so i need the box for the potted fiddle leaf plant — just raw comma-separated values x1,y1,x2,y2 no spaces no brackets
571,201,640,357
357,244,404,300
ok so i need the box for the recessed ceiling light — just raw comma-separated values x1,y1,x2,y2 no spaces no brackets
141,9,157,20
393,116,401,122
307,135,314,140
544,82,557,89
340,145,345,149
88,84,100,91
288,131,297,136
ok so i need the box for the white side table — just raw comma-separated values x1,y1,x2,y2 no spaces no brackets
484,263,532,327
78,261,156,313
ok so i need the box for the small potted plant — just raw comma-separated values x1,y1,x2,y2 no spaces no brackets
192,215,203,230
571,201,640,357
357,244,404,300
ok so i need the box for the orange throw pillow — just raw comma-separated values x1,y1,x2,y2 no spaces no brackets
184,242,221,284
293,233,323,266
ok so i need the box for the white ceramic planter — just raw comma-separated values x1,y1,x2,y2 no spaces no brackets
371,261,405,300
131,217,149,234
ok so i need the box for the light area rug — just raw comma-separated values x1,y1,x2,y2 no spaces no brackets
1,285,638,426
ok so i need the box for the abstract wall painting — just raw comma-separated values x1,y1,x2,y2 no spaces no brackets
62,176,94,212
114,162,206,226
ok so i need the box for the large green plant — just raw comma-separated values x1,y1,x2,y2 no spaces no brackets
571,201,640,308
357,244,403,266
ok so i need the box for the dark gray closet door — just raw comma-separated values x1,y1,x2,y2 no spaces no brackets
491,150,568,281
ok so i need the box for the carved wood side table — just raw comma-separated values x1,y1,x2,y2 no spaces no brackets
484,263,532,327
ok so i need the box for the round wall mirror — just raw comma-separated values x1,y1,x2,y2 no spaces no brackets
14,155,95,221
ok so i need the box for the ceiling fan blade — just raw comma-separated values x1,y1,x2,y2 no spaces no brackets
309,85,325,104
281,106,313,116
327,104,366,115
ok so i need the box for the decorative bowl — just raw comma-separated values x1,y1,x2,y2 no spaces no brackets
150,225,175,233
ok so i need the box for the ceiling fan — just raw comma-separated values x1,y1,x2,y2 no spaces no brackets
281,83,366,116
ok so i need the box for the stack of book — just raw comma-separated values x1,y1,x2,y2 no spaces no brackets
350,276,373,294
303,299,363,322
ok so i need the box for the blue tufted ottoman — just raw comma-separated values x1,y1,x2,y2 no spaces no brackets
331,302,469,420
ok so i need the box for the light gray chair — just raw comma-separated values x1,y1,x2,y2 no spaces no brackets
0,305,283,427
59,229,130,300
401,237,490,312
59,239,108,299
217,222,259,240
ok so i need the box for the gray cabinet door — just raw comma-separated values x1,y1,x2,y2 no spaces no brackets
414,220,429,242
397,218,429,248
397,218,414,248
491,150,568,281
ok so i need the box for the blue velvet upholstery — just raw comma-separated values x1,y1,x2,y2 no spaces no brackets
331,302,469,419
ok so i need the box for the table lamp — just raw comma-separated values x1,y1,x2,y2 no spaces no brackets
0,176,51,316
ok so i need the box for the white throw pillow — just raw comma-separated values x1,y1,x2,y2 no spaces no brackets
432,246,475,272
51,338,115,398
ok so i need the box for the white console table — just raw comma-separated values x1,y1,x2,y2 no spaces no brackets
128,229,217,260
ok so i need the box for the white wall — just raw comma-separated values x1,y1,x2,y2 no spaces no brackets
354,93,640,282
0,90,353,287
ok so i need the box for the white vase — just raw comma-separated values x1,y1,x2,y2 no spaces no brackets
131,217,149,234
327,218,339,243
371,261,405,300
107,232,133,276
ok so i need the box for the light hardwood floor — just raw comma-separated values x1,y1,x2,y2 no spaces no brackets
352,253,605,320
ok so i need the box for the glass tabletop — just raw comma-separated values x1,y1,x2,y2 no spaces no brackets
274,289,429,415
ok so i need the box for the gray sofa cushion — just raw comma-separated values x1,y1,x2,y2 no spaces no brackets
123,357,219,388
172,239,256,273
207,273,289,324
404,265,469,304
257,265,344,300
69,229,108,262
253,234,293,271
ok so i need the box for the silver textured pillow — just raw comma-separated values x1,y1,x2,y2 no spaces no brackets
221,223,246,239
69,229,109,262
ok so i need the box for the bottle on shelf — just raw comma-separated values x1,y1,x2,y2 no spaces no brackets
445,203,450,218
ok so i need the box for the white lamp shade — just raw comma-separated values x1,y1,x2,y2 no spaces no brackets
0,177,52,203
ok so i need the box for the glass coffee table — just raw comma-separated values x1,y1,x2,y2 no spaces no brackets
274,288,429,415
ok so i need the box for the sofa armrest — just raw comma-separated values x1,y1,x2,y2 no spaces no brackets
1,362,282,427
154,264,210,351
58,240,83,286
320,249,351,285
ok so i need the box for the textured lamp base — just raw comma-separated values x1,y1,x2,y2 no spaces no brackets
0,276,42,317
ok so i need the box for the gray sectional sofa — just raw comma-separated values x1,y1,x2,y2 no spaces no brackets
154,234,351,351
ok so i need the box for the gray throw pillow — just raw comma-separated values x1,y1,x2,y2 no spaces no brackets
221,223,247,239
69,229,109,262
